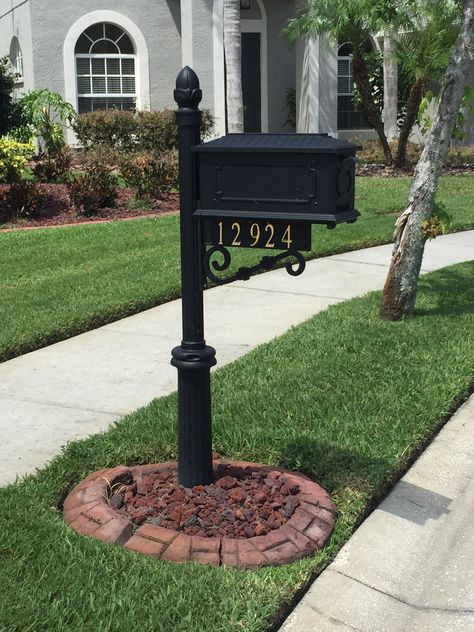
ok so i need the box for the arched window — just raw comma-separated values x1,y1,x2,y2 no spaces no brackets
75,23,136,113
337,41,372,130
9,37,23,81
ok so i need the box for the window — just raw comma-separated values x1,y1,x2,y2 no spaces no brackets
9,37,23,82
337,41,372,130
75,23,136,113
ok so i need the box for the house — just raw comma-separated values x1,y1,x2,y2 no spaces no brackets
1,0,472,143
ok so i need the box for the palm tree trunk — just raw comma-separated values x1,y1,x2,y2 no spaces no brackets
379,0,474,321
394,77,428,168
224,0,244,133
352,52,393,165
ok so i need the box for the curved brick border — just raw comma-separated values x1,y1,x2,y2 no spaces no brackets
63,460,336,568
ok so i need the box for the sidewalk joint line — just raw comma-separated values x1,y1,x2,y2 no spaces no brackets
329,257,390,268
231,285,346,300
331,570,474,615
0,394,124,417
306,602,361,630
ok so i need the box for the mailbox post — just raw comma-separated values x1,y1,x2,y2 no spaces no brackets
172,67,216,488
172,67,360,488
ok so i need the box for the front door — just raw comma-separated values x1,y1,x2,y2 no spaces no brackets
241,32,261,133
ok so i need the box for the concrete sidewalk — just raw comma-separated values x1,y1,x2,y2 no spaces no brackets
0,230,472,486
280,393,474,632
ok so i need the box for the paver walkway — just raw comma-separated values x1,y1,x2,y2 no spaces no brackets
0,230,472,486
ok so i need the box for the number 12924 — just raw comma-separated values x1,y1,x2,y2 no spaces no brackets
204,219,311,251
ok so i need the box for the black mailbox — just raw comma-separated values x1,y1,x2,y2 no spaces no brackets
193,133,361,228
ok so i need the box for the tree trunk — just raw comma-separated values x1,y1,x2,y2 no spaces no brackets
379,0,474,321
224,0,244,133
394,77,428,168
352,52,393,165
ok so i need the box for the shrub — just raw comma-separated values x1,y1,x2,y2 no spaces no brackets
73,146,122,169
447,145,474,166
33,146,72,182
73,108,214,153
134,110,177,153
118,150,179,198
67,161,117,216
356,139,421,165
0,137,35,183
72,110,138,152
0,180,43,219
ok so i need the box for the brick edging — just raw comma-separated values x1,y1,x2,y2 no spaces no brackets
63,460,336,568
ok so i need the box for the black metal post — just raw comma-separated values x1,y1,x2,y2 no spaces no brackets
171,67,216,488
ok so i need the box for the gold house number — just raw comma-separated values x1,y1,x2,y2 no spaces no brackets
217,221,293,249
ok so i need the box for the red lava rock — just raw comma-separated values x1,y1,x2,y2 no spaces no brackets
113,465,301,539
216,476,238,490
228,488,246,503
254,492,266,504
169,489,186,502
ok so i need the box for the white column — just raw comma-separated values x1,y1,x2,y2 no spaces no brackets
181,0,194,68
296,36,320,133
383,34,398,140
212,0,226,137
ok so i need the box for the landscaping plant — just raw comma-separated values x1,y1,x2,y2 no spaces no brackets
13,89,76,155
73,108,214,154
118,150,179,199
0,137,35,183
0,180,43,220
67,161,117,216
33,146,72,183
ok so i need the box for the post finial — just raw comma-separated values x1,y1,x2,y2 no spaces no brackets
174,66,202,109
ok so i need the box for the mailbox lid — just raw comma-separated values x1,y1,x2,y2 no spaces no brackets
193,133,361,155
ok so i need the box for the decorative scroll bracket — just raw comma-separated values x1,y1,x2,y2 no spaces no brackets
203,245,306,287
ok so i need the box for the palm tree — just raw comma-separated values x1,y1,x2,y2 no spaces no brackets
393,0,461,167
379,0,474,320
224,0,244,133
285,0,398,165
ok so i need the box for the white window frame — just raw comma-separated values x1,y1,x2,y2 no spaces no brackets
76,52,137,110
10,37,24,83
337,43,354,98
64,10,150,122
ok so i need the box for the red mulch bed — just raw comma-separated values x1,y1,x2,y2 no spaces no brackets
112,463,301,539
357,163,474,177
0,183,179,230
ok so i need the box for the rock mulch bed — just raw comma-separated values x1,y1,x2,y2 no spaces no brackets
63,460,336,568
0,186,179,230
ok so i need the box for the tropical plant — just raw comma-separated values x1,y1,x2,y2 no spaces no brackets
13,89,76,155
379,0,474,320
392,0,462,167
285,0,399,165
418,84,474,141
0,57,21,136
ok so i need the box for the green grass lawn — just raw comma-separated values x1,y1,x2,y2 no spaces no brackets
0,262,473,632
1,175,473,363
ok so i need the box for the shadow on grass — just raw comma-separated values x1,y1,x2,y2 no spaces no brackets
281,438,453,526
280,436,390,495
416,266,474,317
